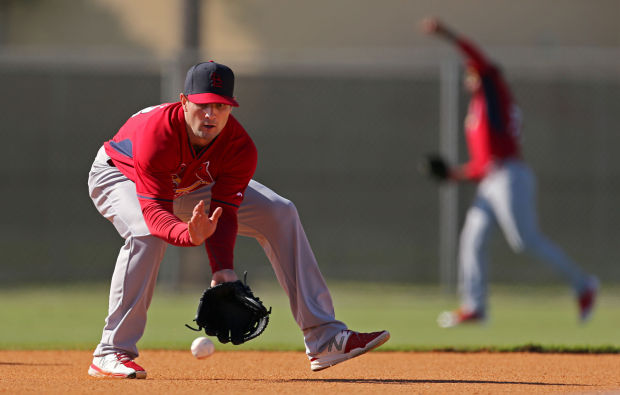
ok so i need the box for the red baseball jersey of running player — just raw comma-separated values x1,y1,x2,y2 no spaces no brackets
104,102,257,272
456,38,521,181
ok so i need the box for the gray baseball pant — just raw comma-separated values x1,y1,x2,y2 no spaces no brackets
88,146,346,359
459,159,589,313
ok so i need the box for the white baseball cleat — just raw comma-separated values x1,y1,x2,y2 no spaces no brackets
310,329,390,372
88,352,147,379
437,308,486,328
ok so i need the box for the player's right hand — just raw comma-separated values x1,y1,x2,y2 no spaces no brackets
420,17,441,34
420,17,454,40
188,201,222,245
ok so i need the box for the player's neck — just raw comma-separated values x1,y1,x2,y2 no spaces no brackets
187,125,218,150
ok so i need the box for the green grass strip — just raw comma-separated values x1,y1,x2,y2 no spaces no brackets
0,281,619,352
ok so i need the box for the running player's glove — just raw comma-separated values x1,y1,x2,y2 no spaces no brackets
185,274,271,345
420,154,450,181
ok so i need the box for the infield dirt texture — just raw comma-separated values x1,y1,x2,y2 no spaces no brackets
1,350,619,393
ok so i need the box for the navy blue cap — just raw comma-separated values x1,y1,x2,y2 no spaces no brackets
184,61,239,107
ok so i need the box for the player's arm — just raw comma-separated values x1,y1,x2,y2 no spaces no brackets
420,17,459,43
443,164,464,182
204,137,258,276
137,172,221,246
450,163,485,182
420,17,492,72
442,161,482,183
133,117,222,246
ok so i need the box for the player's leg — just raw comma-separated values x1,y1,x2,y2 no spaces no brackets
438,192,495,328
87,146,167,378
238,181,347,342
489,161,597,321
491,162,589,289
180,180,389,370
238,180,389,369
459,199,495,314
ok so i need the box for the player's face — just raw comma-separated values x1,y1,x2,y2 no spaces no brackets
182,95,232,146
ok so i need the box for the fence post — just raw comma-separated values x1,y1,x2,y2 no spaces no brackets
439,59,460,294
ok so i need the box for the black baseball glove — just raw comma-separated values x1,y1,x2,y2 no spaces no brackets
420,153,450,181
186,273,271,345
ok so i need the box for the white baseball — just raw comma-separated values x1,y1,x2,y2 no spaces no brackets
191,337,215,359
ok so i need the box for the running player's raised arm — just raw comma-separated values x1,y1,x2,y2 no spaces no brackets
420,17,493,72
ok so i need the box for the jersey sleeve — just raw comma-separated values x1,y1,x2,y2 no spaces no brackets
134,113,194,246
204,132,258,273
459,152,489,182
454,37,493,73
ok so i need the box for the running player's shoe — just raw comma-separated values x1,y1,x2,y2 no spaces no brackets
88,352,147,379
310,329,390,372
578,276,599,323
437,308,485,328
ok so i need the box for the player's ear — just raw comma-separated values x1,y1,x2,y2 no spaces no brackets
180,93,189,110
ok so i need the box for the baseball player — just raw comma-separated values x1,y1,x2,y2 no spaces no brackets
420,18,599,328
86,61,389,379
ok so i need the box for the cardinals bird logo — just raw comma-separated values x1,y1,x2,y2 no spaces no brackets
172,162,214,197
196,161,214,184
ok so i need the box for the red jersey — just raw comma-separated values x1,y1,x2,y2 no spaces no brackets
104,102,257,272
456,38,521,181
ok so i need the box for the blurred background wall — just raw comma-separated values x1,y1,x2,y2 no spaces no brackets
0,0,618,289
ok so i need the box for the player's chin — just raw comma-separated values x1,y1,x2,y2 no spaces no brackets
196,127,218,139
202,125,220,133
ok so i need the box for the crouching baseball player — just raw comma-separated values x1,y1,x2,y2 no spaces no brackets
86,61,389,379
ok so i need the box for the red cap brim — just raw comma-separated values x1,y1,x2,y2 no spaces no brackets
187,93,239,107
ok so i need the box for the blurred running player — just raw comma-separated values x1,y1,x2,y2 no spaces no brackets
420,17,599,328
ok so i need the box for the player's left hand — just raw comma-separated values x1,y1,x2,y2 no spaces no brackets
186,274,271,345
188,201,222,245
211,269,238,287
419,153,450,181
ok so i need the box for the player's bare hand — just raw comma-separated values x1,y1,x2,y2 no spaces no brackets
188,201,222,245
420,17,440,34
420,17,453,39
210,269,238,287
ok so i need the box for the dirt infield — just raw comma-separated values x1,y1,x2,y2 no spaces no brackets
1,350,619,394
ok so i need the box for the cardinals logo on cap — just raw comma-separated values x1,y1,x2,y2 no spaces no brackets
211,73,223,88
